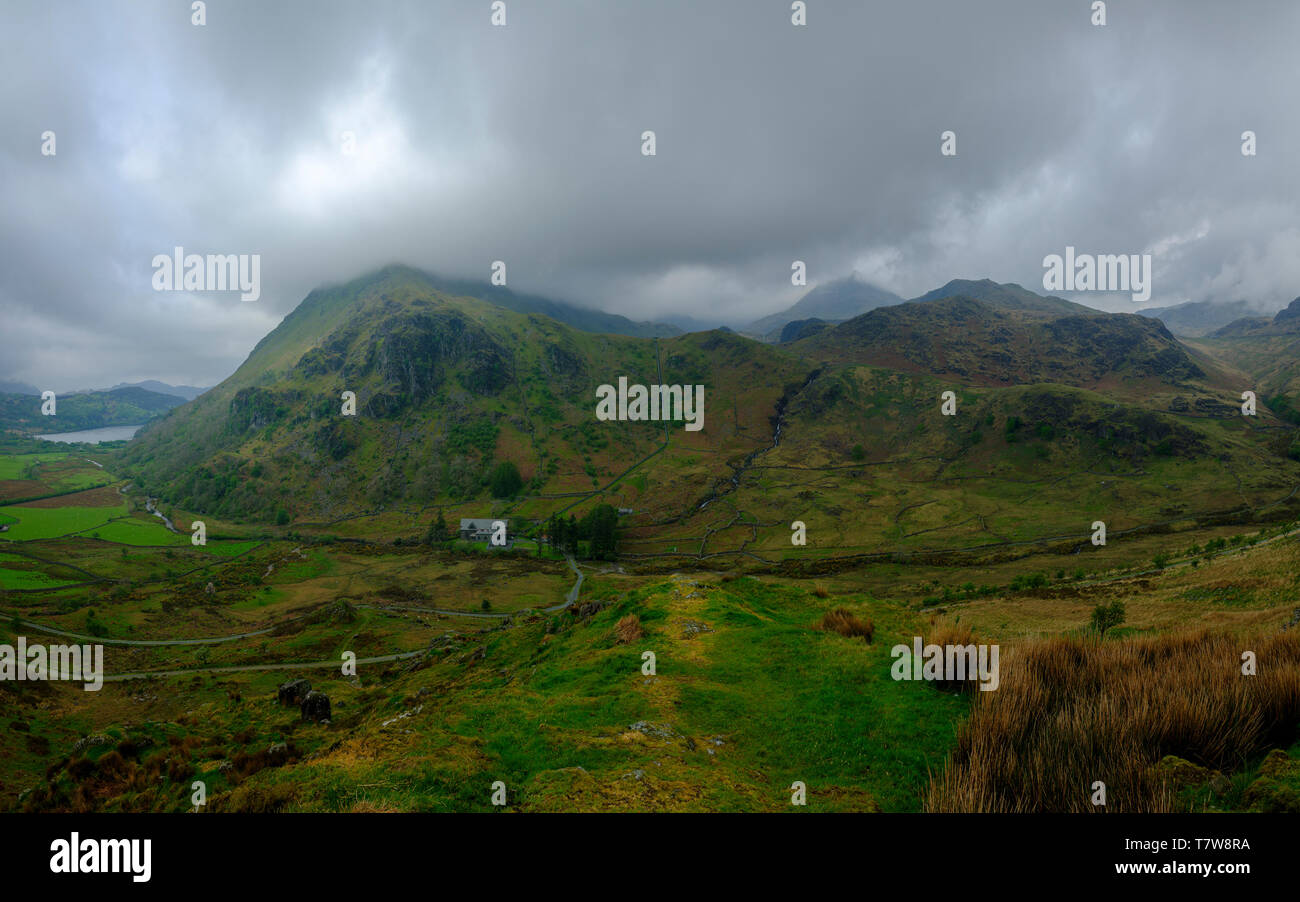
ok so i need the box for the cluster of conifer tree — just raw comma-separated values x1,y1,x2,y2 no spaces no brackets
543,504,620,559
421,504,620,559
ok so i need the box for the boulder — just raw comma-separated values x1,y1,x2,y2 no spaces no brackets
1150,754,1215,791
1243,749,1300,812
300,690,331,723
570,599,608,619
72,734,111,754
277,678,311,706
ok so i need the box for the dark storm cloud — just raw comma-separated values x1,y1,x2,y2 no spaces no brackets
2,0,1298,390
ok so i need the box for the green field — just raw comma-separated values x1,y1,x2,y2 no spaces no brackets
0,503,128,540
87,516,190,546
0,452,110,496
0,452,71,479
0,565,77,590
0,552,80,590
206,540,262,557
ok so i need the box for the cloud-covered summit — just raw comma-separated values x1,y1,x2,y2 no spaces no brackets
3,0,1298,390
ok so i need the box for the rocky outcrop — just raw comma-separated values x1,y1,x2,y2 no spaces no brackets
228,386,296,434
365,310,511,406
1242,749,1300,812
542,340,588,390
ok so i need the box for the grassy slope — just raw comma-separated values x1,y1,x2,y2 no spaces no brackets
10,525,1300,813
5,432,1300,812
619,363,1300,562
1187,330,1300,401
7,572,966,813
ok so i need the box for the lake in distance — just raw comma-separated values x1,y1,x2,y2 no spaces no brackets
34,424,143,444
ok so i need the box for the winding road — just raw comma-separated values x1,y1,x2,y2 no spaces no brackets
0,613,280,647
3,552,589,681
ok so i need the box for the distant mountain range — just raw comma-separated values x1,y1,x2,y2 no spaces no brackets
1206,297,1300,338
744,275,903,341
106,380,208,401
0,380,208,401
114,265,1287,529
752,281,1300,344
0,385,189,435
1139,300,1273,337
794,291,1205,389
1180,297,1300,416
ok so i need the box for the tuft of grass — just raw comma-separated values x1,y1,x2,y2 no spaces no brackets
928,629,1300,812
925,617,985,693
818,608,874,643
614,614,643,644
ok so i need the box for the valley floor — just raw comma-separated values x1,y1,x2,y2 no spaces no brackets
2,446,1299,813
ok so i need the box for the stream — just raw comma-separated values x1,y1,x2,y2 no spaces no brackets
694,368,817,512
145,497,179,533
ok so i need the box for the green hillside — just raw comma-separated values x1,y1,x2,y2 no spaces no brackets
112,272,1300,570
119,266,806,523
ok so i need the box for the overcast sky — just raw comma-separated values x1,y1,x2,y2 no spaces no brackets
3,0,1299,391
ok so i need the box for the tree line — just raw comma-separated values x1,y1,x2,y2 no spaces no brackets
542,504,620,559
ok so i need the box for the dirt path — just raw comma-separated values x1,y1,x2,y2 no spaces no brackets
101,650,425,682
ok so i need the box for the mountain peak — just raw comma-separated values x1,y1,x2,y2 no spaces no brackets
744,276,903,339
794,291,1204,389
911,279,1089,316
1273,297,1300,324
295,264,683,342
